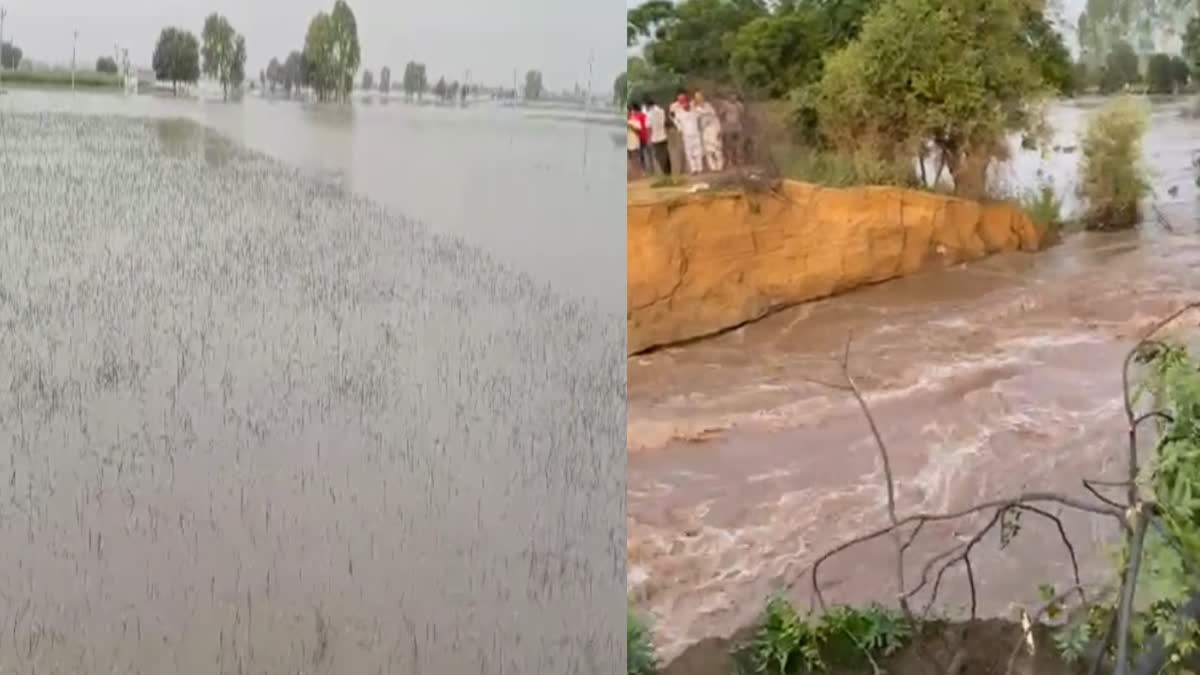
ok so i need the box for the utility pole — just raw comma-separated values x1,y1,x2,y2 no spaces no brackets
71,29,77,92
0,7,8,91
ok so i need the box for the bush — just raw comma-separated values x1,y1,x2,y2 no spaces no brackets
628,608,657,675
775,147,917,188
735,596,912,673
1077,96,1150,230
1020,179,1065,238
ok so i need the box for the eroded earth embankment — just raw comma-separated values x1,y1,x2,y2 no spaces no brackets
628,180,1043,355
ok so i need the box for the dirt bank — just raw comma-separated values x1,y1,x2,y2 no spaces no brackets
627,180,1043,355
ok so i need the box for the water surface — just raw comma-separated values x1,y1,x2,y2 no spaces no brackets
0,106,624,673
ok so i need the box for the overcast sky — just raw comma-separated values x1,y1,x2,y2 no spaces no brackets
1,0,622,91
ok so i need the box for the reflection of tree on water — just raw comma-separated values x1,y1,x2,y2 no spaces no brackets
153,118,235,168
154,118,202,158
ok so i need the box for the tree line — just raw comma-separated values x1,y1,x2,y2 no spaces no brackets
152,0,358,101
152,0,546,105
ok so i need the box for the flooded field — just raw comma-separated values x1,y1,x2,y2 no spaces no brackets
0,112,623,673
628,97,1200,662
0,89,626,313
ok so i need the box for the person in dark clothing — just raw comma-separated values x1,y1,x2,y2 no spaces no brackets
643,97,671,175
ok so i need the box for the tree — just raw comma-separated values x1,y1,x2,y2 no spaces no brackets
644,0,768,82
729,9,825,98
303,2,360,102
266,57,281,92
1099,39,1140,94
229,35,247,91
1169,55,1189,91
361,68,374,90
283,51,303,95
449,80,460,101
628,0,675,46
96,56,119,74
613,71,627,106
152,27,201,96
1147,52,1173,93
379,65,391,93
402,61,427,100
523,69,544,100
1022,8,1076,96
809,0,1049,198
1185,15,1200,74
0,41,22,69
433,75,447,100
329,0,361,101
303,12,337,100
201,14,246,101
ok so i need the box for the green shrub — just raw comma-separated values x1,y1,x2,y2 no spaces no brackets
0,68,121,88
1020,180,1065,237
1077,96,1150,230
737,596,911,674
628,608,657,675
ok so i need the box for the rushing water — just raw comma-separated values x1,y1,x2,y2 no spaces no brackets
0,101,624,672
628,96,1200,661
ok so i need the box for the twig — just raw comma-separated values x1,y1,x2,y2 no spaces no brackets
1114,509,1149,675
806,493,1121,610
1006,583,1109,675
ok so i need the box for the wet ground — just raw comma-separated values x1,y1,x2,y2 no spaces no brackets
627,97,1200,662
0,113,624,673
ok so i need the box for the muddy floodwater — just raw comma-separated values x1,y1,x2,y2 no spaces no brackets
0,108,623,672
628,97,1200,662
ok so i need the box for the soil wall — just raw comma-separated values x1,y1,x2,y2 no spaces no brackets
627,180,1043,355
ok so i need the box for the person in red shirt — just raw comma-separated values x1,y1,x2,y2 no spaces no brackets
627,104,653,173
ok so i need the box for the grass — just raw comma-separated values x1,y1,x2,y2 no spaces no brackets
0,68,122,89
629,608,658,675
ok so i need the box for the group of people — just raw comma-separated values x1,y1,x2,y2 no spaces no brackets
627,90,744,179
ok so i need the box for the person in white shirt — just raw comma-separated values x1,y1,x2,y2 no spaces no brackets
643,97,671,175
670,94,703,175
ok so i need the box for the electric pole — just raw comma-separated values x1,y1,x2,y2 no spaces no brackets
71,29,77,92
0,7,8,91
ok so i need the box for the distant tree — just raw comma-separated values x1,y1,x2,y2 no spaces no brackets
152,27,201,95
283,51,303,94
449,80,460,101
1170,55,1190,91
96,56,119,74
0,41,22,69
379,65,391,93
303,12,336,100
523,69,544,100
1100,39,1140,93
259,68,266,90
361,68,373,90
613,71,627,106
201,13,246,100
330,0,361,100
266,57,281,92
460,80,468,103
1147,52,1173,93
1185,15,1200,74
433,75,447,100
402,61,427,100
